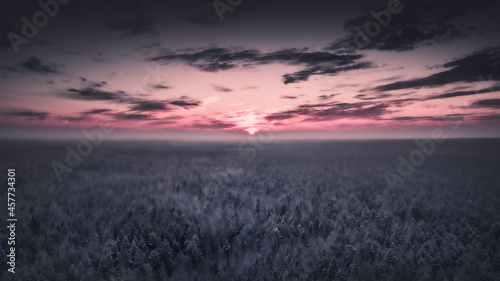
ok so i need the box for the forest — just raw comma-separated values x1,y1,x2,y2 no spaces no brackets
0,139,499,280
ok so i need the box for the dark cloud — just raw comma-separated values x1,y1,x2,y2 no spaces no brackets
150,84,170,89
130,101,169,111
61,85,199,113
265,101,390,122
61,87,128,101
472,99,500,109
374,47,500,91
149,121,177,125
282,62,373,84
473,114,500,120
56,116,90,122
257,48,358,66
307,104,390,122
148,47,370,84
212,85,233,92
148,47,251,69
114,113,152,120
168,97,201,108
424,85,500,101
265,113,296,121
297,101,374,109
326,0,498,52
192,119,235,129
2,109,49,121
10,57,62,74
280,95,298,99
318,94,336,100
374,75,404,82
163,115,184,120
355,93,393,100
82,109,112,115
299,63,373,84
80,77,108,88
326,104,388,120
384,114,467,122
196,62,238,72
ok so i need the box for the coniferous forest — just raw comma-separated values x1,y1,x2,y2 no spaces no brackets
0,139,499,280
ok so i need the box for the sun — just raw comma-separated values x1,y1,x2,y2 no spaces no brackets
227,110,263,135
245,127,259,135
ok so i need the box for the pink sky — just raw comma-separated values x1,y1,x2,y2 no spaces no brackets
1,0,499,140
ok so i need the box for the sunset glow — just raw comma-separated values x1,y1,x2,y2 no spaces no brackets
1,0,499,140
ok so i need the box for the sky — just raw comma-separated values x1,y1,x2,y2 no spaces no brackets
0,0,500,140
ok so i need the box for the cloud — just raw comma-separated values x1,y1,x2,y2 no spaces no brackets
472,99,500,109
148,47,370,84
2,109,49,120
130,101,169,111
212,85,233,92
9,57,62,74
355,93,394,100
127,97,201,111
150,84,170,89
325,0,497,52
318,94,336,100
60,87,128,101
374,46,500,91
56,116,90,122
168,97,201,108
280,95,298,99
423,85,500,101
191,119,236,129
473,114,500,120
374,75,405,82
282,62,373,84
196,62,238,72
114,113,153,120
305,104,390,122
265,101,390,122
80,77,108,88
384,114,467,122
148,47,254,71
61,85,200,114
265,113,296,121
163,115,184,120
81,109,112,115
